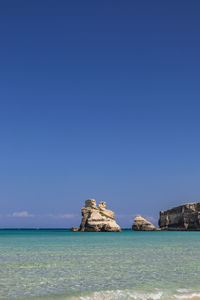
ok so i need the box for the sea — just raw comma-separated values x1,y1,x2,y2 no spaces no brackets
0,229,200,300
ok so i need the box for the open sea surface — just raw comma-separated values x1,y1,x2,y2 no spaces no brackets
0,229,200,300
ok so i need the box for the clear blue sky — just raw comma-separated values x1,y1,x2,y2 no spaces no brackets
0,0,200,228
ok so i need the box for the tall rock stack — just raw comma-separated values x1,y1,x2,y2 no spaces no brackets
159,202,200,230
79,199,121,232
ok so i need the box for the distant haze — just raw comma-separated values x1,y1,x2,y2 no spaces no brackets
1,1,200,228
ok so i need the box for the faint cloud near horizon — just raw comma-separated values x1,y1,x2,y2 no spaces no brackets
44,213,78,219
11,211,34,217
5,211,78,219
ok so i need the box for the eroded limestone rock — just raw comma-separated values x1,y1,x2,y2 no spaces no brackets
70,227,79,232
79,199,121,232
159,202,200,230
132,215,156,231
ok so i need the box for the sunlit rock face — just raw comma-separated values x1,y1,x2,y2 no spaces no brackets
132,215,156,231
159,202,200,230
70,227,79,232
79,199,121,232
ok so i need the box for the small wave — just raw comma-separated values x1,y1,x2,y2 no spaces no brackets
174,293,200,299
70,289,200,300
78,290,163,300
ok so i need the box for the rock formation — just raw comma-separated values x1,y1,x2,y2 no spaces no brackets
132,215,156,231
159,202,200,230
70,227,79,232
79,199,121,232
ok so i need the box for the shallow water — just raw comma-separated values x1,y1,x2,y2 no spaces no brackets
0,229,200,299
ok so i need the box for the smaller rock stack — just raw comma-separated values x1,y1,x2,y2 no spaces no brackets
70,227,79,232
132,215,156,231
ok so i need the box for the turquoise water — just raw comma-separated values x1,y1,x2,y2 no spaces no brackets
1,230,200,300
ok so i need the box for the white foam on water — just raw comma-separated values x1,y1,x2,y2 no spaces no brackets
70,289,200,300
78,289,163,300
174,293,200,299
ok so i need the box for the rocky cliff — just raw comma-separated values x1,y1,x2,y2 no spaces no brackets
79,199,121,232
132,215,156,231
159,202,200,230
